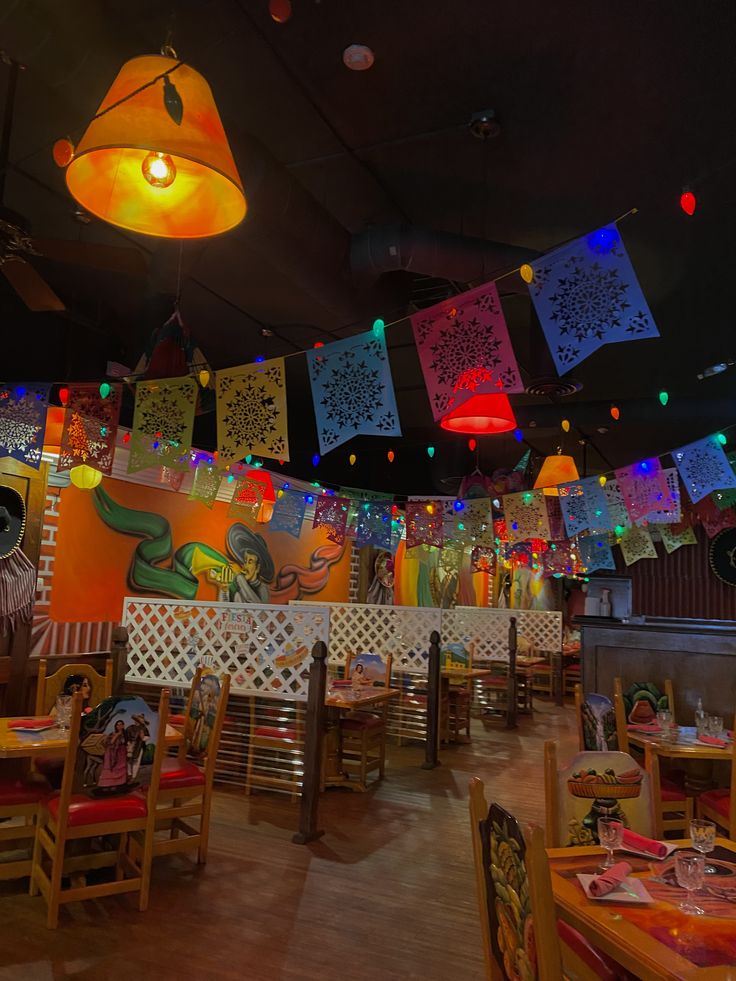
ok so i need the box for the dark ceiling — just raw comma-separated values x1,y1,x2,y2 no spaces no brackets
2,0,736,497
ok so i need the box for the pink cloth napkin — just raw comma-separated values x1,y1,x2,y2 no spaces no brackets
697,733,728,747
588,862,633,897
627,722,661,732
8,718,55,729
621,829,668,858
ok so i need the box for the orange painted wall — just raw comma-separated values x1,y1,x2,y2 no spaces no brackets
50,478,351,623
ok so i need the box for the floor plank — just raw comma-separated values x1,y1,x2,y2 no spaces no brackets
0,701,577,980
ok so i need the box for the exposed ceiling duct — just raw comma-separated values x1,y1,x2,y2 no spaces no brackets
350,224,537,290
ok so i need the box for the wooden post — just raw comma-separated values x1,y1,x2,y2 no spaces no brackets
422,629,441,770
110,625,129,693
506,617,518,730
293,640,328,845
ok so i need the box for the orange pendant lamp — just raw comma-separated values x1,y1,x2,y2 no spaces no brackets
533,452,580,496
58,53,245,239
440,394,516,435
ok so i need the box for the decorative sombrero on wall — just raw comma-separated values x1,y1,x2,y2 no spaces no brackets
708,528,736,587
0,485,26,560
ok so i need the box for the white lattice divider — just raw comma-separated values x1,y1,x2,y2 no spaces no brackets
442,607,562,662
291,601,441,673
123,598,329,701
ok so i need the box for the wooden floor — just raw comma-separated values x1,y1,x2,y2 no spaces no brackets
0,701,577,981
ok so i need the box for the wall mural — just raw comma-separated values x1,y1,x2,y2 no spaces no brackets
49,478,350,623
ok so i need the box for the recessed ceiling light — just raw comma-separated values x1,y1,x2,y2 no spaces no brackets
343,44,375,71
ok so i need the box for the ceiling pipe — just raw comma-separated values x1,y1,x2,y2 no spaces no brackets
350,224,538,290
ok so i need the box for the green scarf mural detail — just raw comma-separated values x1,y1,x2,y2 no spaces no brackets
93,485,230,600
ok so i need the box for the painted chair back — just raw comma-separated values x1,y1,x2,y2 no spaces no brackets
182,668,230,760
35,659,113,716
345,651,392,687
574,685,618,752
544,740,654,848
469,777,562,981
441,642,473,670
614,677,675,725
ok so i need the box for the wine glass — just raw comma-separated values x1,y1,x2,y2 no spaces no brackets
55,694,72,731
675,852,705,914
597,817,624,870
708,715,725,739
691,819,717,874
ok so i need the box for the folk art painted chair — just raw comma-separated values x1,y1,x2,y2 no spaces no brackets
468,777,626,981
544,741,655,849
442,642,473,741
35,658,113,716
338,652,393,791
129,667,230,867
30,690,170,928
696,712,736,841
573,685,618,752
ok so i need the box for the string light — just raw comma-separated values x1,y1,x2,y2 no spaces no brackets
519,264,534,284
59,386,69,406
427,445,435,458
598,475,607,487
99,382,111,399
198,369,210,388
372,318,385,338
312,454,320,466
349,453,356,465
514,429,523,443
680,189,696,216
255,356,265,363
717,433,728,445
658,390,669,406
561,419,570,433
468,438,477,451
387,450,395,463
610,405,620,421
453,500,465,512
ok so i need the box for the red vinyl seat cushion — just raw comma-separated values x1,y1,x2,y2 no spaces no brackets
660,784,687,802
169,713,187,727
253,726,298,741
557,919,631,980
699,788,731,818
46,792,148,827
0,779,48,807
340,715,383,731
159,757,205,790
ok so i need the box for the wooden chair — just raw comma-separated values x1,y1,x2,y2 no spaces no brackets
544,740,655,848
30,689,169,928
644,744,694,838
339,652,392,790
468,777,623,981
613,677,676,733
574,684,618,751
696,724,736,840
35,658,113,716
246,696,304,799
132,668,230,866
442,642,474,742
0,777,48,882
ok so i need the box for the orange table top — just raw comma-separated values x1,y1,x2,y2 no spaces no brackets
548,838,736,980
0,716,184,759
627,725,734,760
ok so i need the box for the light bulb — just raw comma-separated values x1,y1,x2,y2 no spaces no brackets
561,419,570,433
680,189,696,216
610,405,620,421
387,450,395,463
598,475,607,487
520,264,534,284
427,446,435,458
142,151,176,188
349,454,356,465
658,390,669,406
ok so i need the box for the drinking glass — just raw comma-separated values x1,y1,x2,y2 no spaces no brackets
708,716,724,739
55,694,72,731
690,819,717,874
656,709,674,740
675,852,705,914
597,818,624,870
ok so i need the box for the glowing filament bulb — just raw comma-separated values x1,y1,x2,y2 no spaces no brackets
142,151,176,188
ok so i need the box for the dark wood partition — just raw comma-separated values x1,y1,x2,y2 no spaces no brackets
578,616,736,722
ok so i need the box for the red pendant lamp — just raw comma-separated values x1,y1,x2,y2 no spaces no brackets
440,394,516,435
246,469,276,523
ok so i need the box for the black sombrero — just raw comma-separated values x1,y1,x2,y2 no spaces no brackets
709,527,736,587
0,485,25,560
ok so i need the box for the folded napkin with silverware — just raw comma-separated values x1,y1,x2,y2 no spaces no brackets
621,829,668,858
588,862,633,897
697,733,729,747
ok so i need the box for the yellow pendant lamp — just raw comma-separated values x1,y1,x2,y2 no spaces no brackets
69,465,103,490
533,452,580,496
58,53,245,239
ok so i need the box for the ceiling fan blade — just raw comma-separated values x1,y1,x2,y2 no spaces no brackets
1,258,65,311
31,238,148,278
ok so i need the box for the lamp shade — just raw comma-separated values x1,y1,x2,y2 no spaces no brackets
246,469,276,523
70,465,103,490
64,55,245,239
42,406,66,456
440,394,517,435
533,454,580,496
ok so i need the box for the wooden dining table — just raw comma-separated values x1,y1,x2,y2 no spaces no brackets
627,725,733,794
0,716,185,760
323,686,400,791
548,837,736,980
